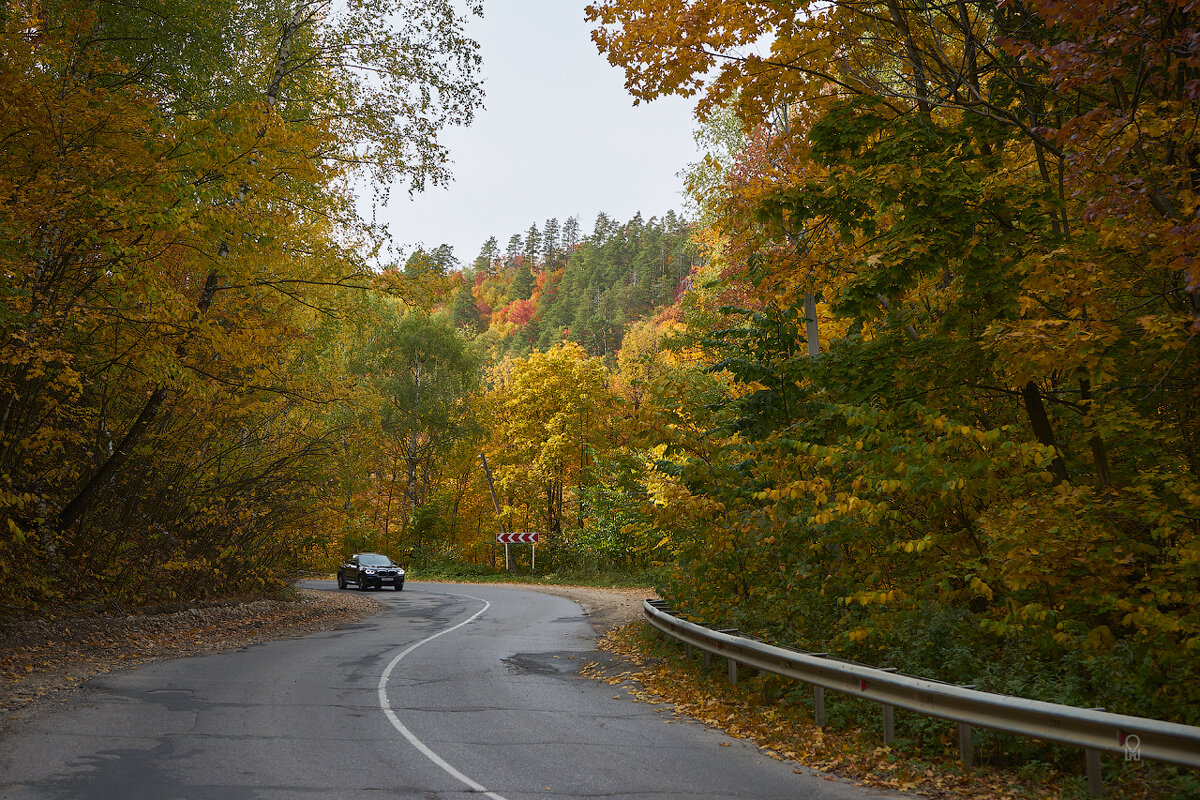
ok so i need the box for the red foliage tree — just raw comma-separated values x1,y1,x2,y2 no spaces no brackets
508,299,537,327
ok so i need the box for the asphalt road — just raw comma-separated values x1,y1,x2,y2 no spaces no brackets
0,582,904,799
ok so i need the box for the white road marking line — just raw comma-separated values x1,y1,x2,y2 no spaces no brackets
377,593,508,800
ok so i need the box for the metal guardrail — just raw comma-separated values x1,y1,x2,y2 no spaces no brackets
642,600,1200,797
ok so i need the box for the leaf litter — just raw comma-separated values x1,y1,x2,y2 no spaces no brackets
583,620,1180,800
1,589,381,720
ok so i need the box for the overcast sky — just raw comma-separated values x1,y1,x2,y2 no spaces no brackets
372,0,700,267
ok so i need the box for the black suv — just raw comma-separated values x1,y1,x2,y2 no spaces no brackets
337,552,405,591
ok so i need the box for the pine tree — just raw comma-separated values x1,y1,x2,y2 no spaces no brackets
562,216,581,252
505,234,523,268
448,286,484,331
432,244,458,273
543,217,561,266
523,223,542,268
592,212,617,243
404,248,441,277
511,262,535,301
473,236,499,275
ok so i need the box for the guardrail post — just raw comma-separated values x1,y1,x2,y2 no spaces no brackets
882,704,895,746
728,658,738,686
1086,749,1103,798
702,651,711,670
814,686,826,727
958,723,973,771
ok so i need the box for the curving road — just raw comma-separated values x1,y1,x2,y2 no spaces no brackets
0,582,903,799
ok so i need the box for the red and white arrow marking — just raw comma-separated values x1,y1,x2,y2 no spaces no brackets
495,531,539,544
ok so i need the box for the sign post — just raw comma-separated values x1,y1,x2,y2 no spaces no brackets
495,532,539,574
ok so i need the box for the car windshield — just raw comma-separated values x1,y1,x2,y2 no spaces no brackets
359,554,393,567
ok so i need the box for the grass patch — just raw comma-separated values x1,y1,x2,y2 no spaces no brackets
407,559,666,589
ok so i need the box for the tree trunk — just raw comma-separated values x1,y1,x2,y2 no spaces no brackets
48,0,308,541
804,292,820,357
1080,378,1112,489
55,385,170,538
885,0,932,116
1020,381,1069,484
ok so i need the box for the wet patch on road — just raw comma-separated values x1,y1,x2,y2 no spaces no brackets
501,650,590,676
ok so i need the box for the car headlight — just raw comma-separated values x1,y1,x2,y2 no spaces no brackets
364,568,376,574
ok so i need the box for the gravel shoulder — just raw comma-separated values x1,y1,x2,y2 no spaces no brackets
0,582,652,726
482,582,655,634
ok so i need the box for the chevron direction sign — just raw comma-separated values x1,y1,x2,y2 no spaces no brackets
496,532,539,544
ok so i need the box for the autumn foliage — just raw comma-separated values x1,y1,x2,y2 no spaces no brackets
589,0,1200,729
5,0,1199,754
0,0,482,610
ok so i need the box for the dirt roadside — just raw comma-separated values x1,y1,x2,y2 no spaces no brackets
476,582,654,634
0,583,653,722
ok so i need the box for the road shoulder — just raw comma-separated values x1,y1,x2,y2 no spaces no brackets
0,588,381,722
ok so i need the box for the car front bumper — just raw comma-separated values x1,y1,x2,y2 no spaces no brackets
361,572,404,588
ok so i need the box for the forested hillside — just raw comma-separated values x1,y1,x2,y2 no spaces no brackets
335,209,695,574
4,0,1199,753
441,211,693,360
